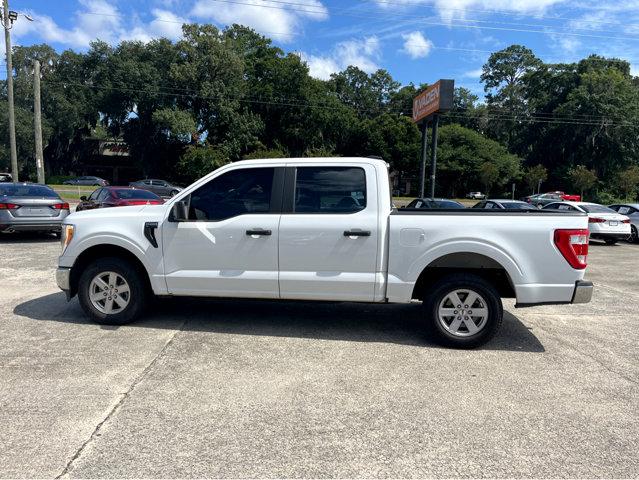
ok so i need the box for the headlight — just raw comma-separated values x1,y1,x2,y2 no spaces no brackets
61,224,75,254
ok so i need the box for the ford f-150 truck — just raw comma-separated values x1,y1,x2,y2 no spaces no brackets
56,157,593,347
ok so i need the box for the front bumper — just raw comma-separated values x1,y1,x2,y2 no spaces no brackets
56,267,71,298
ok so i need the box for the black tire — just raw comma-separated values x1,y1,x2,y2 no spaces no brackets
78,257,148,325
423,273,503,348
628,225,638,244
604,238,618,245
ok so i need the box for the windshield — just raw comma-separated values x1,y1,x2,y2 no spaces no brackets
114,189,159,200
0,185,59,198
580,204,616,214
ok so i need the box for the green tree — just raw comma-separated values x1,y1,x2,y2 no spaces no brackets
436,124,521,197
177,145,229,181
525,164,548,194
479,162,500,194
568,165,598,199
616,165,639,200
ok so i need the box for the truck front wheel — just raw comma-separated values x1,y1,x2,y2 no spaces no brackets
423,274,503,348
78,257,148,325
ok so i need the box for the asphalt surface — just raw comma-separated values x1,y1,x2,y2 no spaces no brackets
1,234,638,478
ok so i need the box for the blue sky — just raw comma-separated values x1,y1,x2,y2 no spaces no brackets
7,0,639,96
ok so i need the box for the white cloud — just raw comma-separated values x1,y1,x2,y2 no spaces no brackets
302,36,381,80
372,0,566,22
462,68,483,78
191,0,328,42
400,31,433,58
10,0,189,48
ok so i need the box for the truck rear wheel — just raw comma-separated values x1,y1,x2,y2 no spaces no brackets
78,257,148,325
423,273,503,348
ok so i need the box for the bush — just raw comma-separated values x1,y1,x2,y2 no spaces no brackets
593,190,626,205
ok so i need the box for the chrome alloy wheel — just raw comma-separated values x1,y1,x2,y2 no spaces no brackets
437,289,489,337
89,271,131,315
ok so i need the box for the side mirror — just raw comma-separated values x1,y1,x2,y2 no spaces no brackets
170,200,189,222
80,195,87,201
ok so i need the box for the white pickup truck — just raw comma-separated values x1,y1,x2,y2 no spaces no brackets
56,157,593,347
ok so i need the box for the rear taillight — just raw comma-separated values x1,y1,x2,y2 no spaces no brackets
52,203,70,210
588,217,606,223
622,219,630,224
0,203,19,209
554,229,589,269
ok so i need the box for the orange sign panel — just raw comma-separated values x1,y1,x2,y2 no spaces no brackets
412,79,454,123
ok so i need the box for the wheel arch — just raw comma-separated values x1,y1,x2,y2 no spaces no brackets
411,252,517,301
69,244,152,299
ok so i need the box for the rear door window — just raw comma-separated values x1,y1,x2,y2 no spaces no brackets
294,167,366,214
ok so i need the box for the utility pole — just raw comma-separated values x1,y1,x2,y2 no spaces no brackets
3,0,17,181
429,114,439,199
418,120,428,198
33,59,44,184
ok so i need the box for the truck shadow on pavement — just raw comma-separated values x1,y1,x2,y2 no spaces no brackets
14,292,545,352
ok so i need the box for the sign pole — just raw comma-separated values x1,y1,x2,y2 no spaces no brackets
429,114,439,199
419,120,428,198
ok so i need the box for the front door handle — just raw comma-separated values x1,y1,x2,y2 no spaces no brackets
344,230,371,237
246,229,272,236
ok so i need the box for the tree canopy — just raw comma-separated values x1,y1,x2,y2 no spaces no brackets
1,30,638,201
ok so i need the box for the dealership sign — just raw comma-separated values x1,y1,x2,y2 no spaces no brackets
412,79,455,123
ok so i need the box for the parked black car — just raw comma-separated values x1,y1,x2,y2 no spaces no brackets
129,179,182,197
63,176,109,186
403,198,465,209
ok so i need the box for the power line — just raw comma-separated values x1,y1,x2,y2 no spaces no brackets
361,0,638,30
45,78,639,128
205,0,639,42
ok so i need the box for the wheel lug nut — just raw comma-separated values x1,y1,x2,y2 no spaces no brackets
464,305,469,308
454,310,458,314
457,305,461,308
457,316,462,320
465,316,469,320
103,292,107,296
468,310,472,314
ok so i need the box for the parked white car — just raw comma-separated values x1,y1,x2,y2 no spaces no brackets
608,204,639,243
543,201,631,245
466,191,486,200
56,157,593,348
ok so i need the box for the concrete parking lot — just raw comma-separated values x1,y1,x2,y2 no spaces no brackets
1,235,638,478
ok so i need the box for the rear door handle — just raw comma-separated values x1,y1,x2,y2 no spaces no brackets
344,230,371,237
246,229,272,236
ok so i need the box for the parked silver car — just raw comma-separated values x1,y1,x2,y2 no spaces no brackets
609,203,639,243
0,183,70,236
63,176,109,186
128,179,182,197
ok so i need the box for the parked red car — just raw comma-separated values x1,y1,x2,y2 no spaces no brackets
548,191,581,202
76,187,164,212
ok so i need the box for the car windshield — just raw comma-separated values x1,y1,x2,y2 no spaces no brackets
0,185,59,198
580,204,616,214
113,189,159,200
432,200,464,209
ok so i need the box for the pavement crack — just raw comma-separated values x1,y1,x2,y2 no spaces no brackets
55,318,187,479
